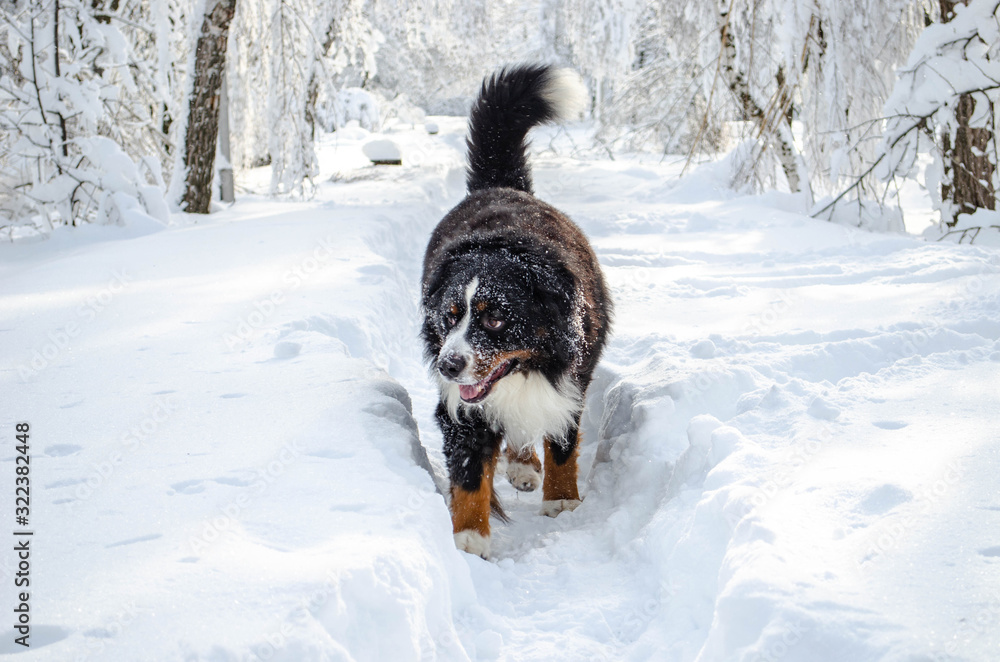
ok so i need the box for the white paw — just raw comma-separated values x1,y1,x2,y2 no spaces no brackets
540,499,582,518
454,530,491,558
506,460,542,492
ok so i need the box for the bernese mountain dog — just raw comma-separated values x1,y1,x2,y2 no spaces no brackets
421,64,612,558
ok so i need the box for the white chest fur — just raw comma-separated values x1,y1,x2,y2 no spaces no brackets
440,371,582,452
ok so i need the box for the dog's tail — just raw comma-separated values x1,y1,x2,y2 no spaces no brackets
490,488,510,524
466,64,587,195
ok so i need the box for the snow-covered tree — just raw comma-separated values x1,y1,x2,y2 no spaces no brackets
227,0,377,195
934,0,997,234
602,0,925,199
815,0,998,239
872,0,998,240
0,0,168,234
602,2,725,155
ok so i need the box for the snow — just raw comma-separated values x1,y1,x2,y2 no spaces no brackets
2,119,999,660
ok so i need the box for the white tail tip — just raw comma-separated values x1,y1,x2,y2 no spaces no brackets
541,68,588,121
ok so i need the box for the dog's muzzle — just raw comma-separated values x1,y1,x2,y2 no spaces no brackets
438,353,467,380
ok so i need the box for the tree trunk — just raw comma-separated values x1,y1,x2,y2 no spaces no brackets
218,69,234,203
305,19,338,141
181,0,237,214
718,3,805,194
939,0,996,225
53,0,69,158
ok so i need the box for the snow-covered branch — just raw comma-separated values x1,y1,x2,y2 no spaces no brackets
823,0,999,240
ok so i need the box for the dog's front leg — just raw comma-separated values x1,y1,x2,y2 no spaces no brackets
437,403,501,558
541,426,582,517
503,442,542,492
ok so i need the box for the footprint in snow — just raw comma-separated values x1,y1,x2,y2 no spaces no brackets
45,477,87,489
44,444,83,457
105,533,162,548
213,476,253,487
859,484,913,515
169,479,205,494
274,341,301,359
872,420,908,430
979,546,1000,558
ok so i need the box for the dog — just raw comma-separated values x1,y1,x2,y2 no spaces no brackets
420,64,611,558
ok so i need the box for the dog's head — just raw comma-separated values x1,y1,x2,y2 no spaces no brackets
421,246,576,404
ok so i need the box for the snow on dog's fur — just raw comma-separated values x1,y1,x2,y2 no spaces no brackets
420,65,611,558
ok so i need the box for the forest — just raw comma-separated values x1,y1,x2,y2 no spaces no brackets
2,2,999,659
1,0,997,242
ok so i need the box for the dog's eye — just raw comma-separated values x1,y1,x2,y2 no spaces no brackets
481,314,505,331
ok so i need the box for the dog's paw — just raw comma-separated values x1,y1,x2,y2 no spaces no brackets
454,530,491,558
506,459,542,492
540,499,582,518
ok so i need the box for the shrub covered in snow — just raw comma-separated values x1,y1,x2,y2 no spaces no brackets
0,0,168,235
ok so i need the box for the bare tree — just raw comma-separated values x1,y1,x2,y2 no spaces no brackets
181,0,237,214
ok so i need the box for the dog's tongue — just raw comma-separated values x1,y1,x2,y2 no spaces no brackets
459,383,485,401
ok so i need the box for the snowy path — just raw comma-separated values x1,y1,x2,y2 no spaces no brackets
1,120,998,661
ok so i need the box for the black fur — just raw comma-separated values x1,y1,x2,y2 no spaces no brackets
466,64,560,195
421,236,578,385
421,65,611,534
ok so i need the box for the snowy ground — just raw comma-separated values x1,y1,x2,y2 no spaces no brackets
1,119,999,661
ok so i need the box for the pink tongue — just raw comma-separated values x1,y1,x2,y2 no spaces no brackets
460,383,485,400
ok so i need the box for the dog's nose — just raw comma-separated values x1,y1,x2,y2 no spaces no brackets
438,354,467,379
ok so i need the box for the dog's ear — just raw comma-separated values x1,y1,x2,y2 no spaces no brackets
421,258,454,358
533,266,574,318
423,259,452,311
523,257,576,367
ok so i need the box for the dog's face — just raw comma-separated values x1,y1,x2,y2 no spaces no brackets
422,250,575,404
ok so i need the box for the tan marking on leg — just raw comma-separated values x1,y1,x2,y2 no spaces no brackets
542,434,580,503
450,449,499,538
